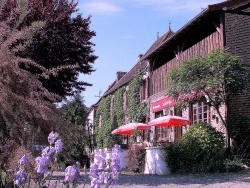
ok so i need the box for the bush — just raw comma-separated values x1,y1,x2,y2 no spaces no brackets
127,144,146,173
164,122,225,173
0,144,36,187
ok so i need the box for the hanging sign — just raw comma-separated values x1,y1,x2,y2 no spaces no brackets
152,96,177,112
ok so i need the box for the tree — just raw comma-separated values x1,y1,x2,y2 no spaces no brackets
167,49,250,150
59,94,90,167
3,0,97,98
61,93,88,125
0,0,62,146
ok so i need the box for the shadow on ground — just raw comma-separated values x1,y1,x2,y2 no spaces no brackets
50,170,250,187
118,172,250,187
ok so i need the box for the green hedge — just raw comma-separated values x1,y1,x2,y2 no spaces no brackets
164,122,225,173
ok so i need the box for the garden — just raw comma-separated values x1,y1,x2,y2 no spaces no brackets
1,0,250,187
0,131,122,188
1,122,249,188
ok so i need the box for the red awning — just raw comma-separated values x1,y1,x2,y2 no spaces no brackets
152,96,176,112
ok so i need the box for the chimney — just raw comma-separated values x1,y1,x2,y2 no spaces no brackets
138,54,143,60
116,71,126,81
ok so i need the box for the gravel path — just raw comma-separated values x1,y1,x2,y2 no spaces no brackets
50,170,250,188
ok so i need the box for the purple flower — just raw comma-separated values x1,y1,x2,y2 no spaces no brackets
55,139,63,153
36,165,47,174
14,170,27,185
19,155,28,165
64,165,80,183
35,156,48,174
48,131,59,145
94,151,106,169
89,163,99,178
90,178,101,188
89,145,121,187
103,172,111,184
49,181,57,188
42,146,56,157
35,156,48,166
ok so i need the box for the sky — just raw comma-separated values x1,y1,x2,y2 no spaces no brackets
76,0,223,107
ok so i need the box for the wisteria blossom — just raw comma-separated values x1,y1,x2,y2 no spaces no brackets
12,132,122,188
48,131,59,145
63,165,81,184
55,139,63,153
14,155,29,186
34,132,63,175
89,144,121,188
12,132,64,187
49,181,58,188
35,156,49,174
19,155,28,165
14,170,28,186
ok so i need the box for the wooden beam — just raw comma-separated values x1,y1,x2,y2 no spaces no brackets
208,0,250,12
226,10,250,16
233,2,250,11
212,21,222,36
220,12,226,47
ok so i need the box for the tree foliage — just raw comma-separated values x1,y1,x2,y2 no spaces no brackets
0,0,62,146
168,49,250,144
164,122,225,173
58,94,90,166
61,93,88,125
3,0,97,98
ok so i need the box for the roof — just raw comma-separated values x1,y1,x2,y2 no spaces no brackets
95,0,250,103
103,60,148,97
102,30,174,97
142,30,175,60
141,0,250,61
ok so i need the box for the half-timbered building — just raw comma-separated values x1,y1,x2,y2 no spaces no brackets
91,0,250,148
138,0,250,146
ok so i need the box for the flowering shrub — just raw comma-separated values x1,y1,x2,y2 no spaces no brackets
62,164,81,187
1,144,36,187
34,132,63,186
2,133,122,188
89,144,121,188
14,155,29,186
10,131,64,188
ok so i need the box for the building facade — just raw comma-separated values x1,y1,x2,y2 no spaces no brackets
90,0,250,148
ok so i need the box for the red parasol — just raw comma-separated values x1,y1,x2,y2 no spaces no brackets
111,122,151,136
148,115,190,127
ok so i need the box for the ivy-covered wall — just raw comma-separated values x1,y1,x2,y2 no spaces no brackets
94,95,112,148
113,87,125,126
94,71,148,148
127,72,148,123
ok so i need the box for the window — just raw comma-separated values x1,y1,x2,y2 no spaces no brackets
192,101,209,124
123,90,128,109
140,80,146,101
110,95,114,116
123,90,129,122
155,108,174,142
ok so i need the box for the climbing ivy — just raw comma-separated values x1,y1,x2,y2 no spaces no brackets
94,95,112,148
94,71,148,148
127,71,148,122
113,87,125,126
111,86,126,146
